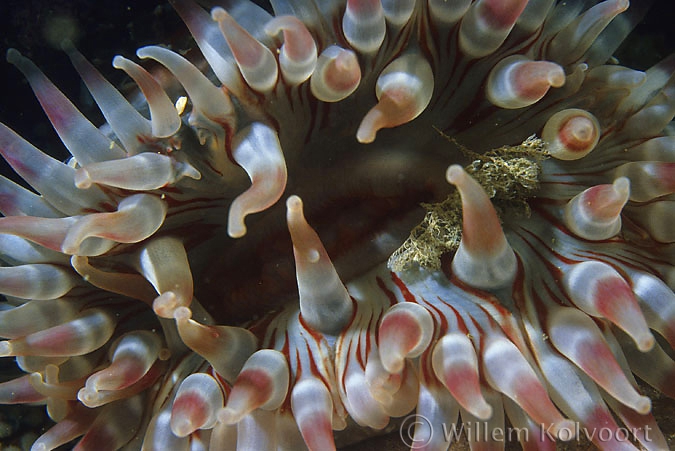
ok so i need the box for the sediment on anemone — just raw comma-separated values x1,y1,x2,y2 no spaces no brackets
0,0,674,450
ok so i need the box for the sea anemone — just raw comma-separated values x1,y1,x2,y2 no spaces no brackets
0,0,673,450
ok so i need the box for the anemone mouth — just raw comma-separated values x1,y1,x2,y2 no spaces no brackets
197,119,458,323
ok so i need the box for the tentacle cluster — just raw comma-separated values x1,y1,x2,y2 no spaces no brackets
0,0,673,450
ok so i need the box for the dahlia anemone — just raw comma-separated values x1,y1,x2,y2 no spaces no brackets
0,0,673,450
